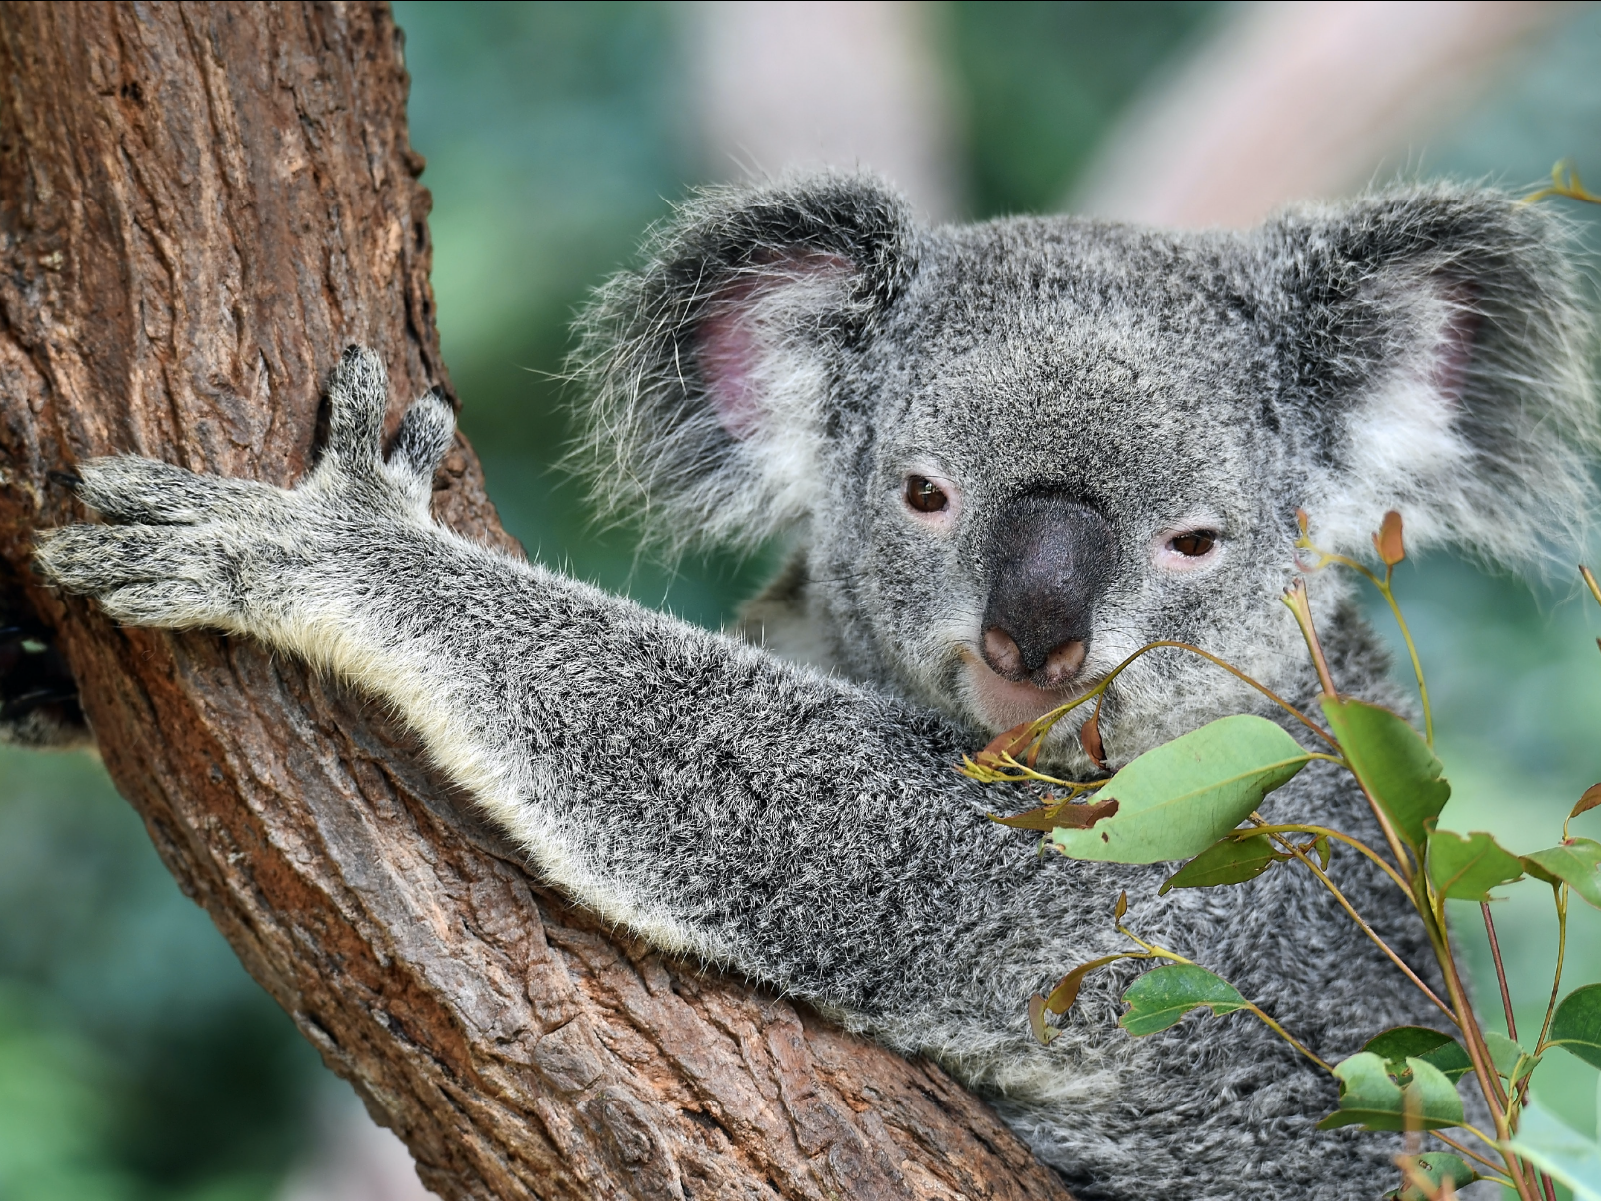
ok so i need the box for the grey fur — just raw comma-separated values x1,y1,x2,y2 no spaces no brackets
36,178,1598,1200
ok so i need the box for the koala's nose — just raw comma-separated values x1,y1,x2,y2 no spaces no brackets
980,493,1114,688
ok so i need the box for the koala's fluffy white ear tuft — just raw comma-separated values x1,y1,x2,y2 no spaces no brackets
1267,186,1598,570
570,175,917,555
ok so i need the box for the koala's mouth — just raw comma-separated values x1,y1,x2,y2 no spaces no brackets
957,647,1101,732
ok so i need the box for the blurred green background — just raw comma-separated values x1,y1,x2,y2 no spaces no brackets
2,3,1600,1197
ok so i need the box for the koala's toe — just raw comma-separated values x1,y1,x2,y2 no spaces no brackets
35,524,224,598
76,455,269,525
323,344,390,474
98,579,225,628
387,388,456,494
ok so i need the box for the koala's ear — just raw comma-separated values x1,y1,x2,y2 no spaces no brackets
570,174,917,553
1263,187,1598,567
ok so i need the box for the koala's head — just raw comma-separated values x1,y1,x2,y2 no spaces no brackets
572,176,1596,769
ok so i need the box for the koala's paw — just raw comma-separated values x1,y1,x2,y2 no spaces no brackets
36,345,455,635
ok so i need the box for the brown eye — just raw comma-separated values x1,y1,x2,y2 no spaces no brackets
1169,530,1217,557
905,475,949,514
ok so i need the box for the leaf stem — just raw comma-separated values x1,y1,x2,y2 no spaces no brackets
1241,1001,1332,1071
1481,902,1518,1043
1582,565,1601,608
1428,1130,1512,1178
1425,906,1537,1200
1246,822,1410,894
1531,885,1568,1058
1303,549,1435,749
1282,578,1339,697
1003,637,1337,761
1263,828,1455,1022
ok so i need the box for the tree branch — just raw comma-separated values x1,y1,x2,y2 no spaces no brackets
0,3,1070,1198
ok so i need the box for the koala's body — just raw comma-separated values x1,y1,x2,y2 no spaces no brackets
37,178,1596,1200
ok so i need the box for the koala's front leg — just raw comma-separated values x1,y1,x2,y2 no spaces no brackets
36,347,1009,979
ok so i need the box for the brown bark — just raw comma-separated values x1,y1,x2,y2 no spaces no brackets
0,5,1072,1200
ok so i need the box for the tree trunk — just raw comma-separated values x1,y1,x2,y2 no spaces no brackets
0,5,1071,1199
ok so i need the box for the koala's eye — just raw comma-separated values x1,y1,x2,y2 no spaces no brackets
1168,530,1217,557
905,475,949,514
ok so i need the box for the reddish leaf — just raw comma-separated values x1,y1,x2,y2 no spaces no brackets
1114,890,1128,922
993,798,1119,831
975,719,1039,770
1081,709,1106,769
1373,510,1405,566
1027,993,1061,1045
1043,955,1129,1016
1572,783,1601,823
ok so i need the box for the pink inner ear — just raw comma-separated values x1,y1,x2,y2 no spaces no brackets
694,251,853,440
1430,282,1480,405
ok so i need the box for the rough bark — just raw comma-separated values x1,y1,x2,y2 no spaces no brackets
0,5,1072,1199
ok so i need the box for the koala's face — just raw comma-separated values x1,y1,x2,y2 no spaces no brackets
576,178,1593,768
805,225,1306,761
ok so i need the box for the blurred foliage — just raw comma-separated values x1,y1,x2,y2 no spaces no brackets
942,0,1219,217
2,1,1600,1195
0,746,315,1200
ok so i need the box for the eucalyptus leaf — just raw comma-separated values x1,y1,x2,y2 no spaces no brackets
1550,983,1601,1070
1119,964,1248,1037
1042,954,1128,1017
1320,697,1449,850
1362,1026,1473,1085
1483,1031,1525,1079
1522,839,1601,910
1158,833,1287,894
1392,1152,1478,1201
1508,1099,1601,1201
1027,993,1062,1046
1052,715,1311,865
1318,1052,1403,1131
1318,1053,1464,1132
1426,829,1524,901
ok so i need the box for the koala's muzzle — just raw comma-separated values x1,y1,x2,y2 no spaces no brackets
980,494,1113,689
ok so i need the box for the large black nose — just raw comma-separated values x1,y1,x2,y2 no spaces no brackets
980,493,1114,688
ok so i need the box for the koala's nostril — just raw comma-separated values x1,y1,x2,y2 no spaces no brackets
982,627,1024,679
1039,639,1087,688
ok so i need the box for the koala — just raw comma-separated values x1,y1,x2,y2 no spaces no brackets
35,176,1596,1201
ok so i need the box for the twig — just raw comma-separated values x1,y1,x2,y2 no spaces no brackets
1481,903,1518,1043
1266,830,1455,1022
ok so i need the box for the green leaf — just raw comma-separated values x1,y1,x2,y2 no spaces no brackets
1118,964,1248,1037
1509,1098,1601,1201
1426,829,1524,900
1052,715,1311,864
1393,1152,1479,1201
1362,1026,1473,1085
1319,1052,1403,1131
1158,833,1288,894
1483,1030,1530,1079
1550,983,1601,1069
1522,839,1601,910
1320,697,1449,850
1318,1053,1465,1132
